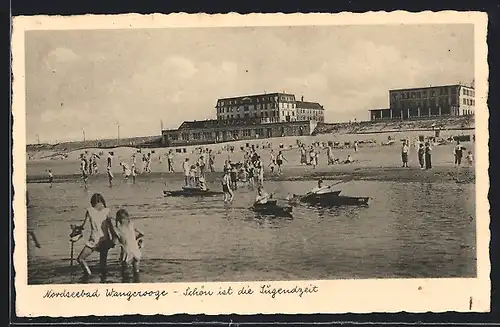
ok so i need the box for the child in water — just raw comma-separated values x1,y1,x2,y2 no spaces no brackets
76,193,116,282
113,208,144,283
467,151,474,167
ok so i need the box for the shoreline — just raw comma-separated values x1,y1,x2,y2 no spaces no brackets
27,165,475,185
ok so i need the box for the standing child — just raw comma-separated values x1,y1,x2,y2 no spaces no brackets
113,208,144,283
76,193,116,282
466,151,474,167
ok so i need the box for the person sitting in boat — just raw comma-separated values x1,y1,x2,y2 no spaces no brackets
309,179,333,195
255,186,271,205
343,155,355,164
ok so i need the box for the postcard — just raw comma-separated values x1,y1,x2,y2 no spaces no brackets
12,12,490,317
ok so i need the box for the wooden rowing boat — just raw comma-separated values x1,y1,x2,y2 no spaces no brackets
291,190,370,207
163,187,224,197
252,199,293,217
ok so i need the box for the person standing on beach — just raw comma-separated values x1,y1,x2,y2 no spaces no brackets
276,151,287,175
221,169,234,203
80,155,89,189
425,142,432,170
401,141,409,167
145,153,152,173
327,144,335,165
309,148,317,169
454,140,464,167
417,143,425,169
299,146,307,165
167,150,175,173
76,193,116,282
182,158,190,186
208,150,215,172
230,163,238,190
198,155,206,179
353,141,359,152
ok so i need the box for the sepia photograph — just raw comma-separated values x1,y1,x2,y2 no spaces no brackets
12,12,490,316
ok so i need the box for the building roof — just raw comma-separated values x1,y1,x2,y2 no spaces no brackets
389,84,475,92
177,118,265,130
217,92,295,101
295,101,324,110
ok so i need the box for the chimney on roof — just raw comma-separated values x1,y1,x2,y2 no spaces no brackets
301,95,304,102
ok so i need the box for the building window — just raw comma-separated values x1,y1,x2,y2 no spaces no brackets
463,98,466,105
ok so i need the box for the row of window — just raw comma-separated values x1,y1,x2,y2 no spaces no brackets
463,88,475,96
217,102,299,113
217,95,295,106
218,110,299,119
391,88,453,100
463,98,475,106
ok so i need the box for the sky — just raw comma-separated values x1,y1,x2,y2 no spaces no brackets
24,24,474,144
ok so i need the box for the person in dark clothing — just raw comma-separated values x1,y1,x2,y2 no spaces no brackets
454,140,464,166
418,143,425,169
424,142,432,170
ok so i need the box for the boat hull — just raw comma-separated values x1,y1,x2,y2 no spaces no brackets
252,200,293,217
163,188,224,197
294,192,370,207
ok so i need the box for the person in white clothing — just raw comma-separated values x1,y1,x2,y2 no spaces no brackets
309,179,333,195
76,193,116,281
113,208,144,283
182,158,190,186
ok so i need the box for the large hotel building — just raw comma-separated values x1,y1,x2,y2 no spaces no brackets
162,92,325,146
369,84,475,121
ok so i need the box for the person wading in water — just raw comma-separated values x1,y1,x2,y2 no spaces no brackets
76,193,116,282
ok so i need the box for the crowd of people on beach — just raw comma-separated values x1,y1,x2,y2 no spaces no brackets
400,139,474,171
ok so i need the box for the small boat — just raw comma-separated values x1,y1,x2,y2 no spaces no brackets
252,199,293,217
163,187,224,197
291,191,370,207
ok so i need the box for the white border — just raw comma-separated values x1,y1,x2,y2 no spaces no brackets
12,12,490,317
